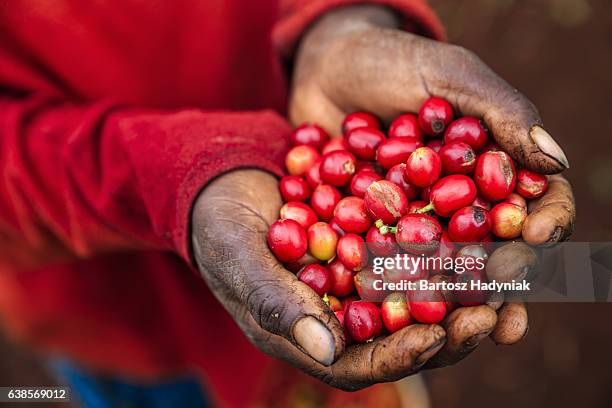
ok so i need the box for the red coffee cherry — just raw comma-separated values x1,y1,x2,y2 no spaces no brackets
342,112,381,135
418,97,454,136
388,113,423,140
320,150,357,186
267,219,307,262
290,123,330,149
444,116,488,151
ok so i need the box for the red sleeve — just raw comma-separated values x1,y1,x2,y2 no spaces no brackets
0,95,290,266
273,0,445,57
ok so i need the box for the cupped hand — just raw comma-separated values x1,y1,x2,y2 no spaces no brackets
193,169,456,390
289,5,575,367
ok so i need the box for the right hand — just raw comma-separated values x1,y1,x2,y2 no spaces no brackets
190,169,535,390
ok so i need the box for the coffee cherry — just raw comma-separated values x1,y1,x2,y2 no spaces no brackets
385,164,420,200
419,175,477,217
388,113,423,140
297,264,333,296
342,112,381,135
439,142,476,175
418,97,454,136
290,123,330,149
328,258,355,297
345,301,383,342
280,201,318,230
307,222,338,261
448,206,491,243
329,217,346,237
383,256,428,284
320,150,357,186
333,197,372,234
404,147,442,187
333,310,353,344
267,219,307,262
326,295,343,312
310,184,342,221
505,192,527,209
337,233,368,271
285,145,320,176
471,196,492,211
444,117,488,151
366,225,398,257
279,176,311,202
429,274,459,312
381,292,413,333
429,231,456,275
407,200,430,214
406,289,447,323
285,252,318,274
376,138,423,169
455,244,488,270
474,151,517,202
305,159,322,188
321,138,349,155
354,267,383,301
490,202,527,239
516,169,548,199
345,127,386,160
396,213,442,254
355,161,381,173
364,180,409,225
350,169,382,198
453,267,488,306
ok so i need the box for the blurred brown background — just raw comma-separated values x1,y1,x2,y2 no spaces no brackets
1,0,611,407
426,0,612,407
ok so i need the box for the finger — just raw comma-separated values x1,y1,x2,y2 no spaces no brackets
486,291,505,311
486,241,539,283
424,305,497,369
523,174,576,245
192,170,345,365
288,81,346,135
415,39,569,174
320,31,569,173
236,306,445,391
491,302,529,345
328,324,446,390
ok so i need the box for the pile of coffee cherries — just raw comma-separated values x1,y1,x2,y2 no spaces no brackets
267,97,548,344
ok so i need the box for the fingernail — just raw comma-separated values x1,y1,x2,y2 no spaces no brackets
293,316,335,366
415,338,446,366
465,331,490,349
518,265,531,281
530,126,570,169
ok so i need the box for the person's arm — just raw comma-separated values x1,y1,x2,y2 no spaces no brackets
0,94,290,268
273,0,445,59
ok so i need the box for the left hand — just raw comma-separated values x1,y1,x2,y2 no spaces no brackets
289,5,575,367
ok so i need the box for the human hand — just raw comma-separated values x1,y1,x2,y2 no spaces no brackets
192,169,482,390
289,5,575,366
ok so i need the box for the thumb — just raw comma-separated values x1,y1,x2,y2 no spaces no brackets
192,169,344,366
416,40,569,174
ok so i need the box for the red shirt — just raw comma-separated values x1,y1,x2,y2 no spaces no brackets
0,1,442,406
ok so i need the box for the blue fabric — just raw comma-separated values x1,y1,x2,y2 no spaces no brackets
49,359,210,408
